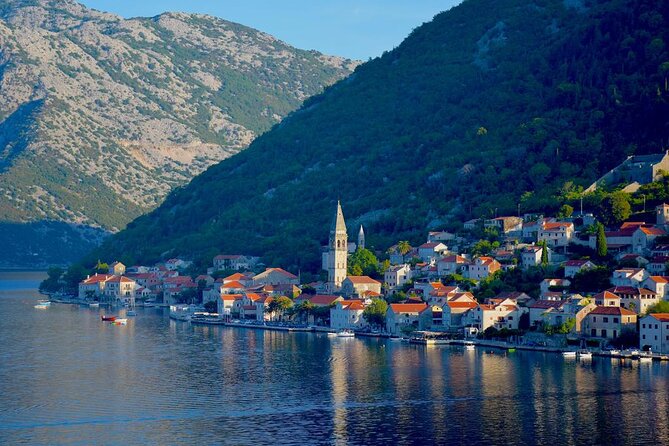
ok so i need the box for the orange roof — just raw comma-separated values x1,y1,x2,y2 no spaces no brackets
309,295,341,305
222,281,245,289
639,226,666,236
261,268,298,279
648,276,669,283
446,301,478,309
221,294,243,301
593,291,620,300
106,276,134,283
648,313,669,322
389,303,428,313
80,274,113,284
224,273,249,281
542,222,572,230
341,300,365,310
346,276,381,285
245,293,263,301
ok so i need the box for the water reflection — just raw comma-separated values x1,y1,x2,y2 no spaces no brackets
0,283,668,445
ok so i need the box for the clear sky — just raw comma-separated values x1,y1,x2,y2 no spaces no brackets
80,1,463,60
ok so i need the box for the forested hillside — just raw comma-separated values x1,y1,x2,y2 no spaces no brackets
92,0,669,272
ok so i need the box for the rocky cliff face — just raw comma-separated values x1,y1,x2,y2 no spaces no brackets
0,0,356,265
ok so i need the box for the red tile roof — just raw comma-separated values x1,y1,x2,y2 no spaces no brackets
80,274,113,284
446,301,478,309
222,281,245,289
389,303,428,314
221,294,243,301
309,295,341,306
106,276,135,283
565,259,591,266
638,227,666,236
588,306,637,316
607,286,657,296
341,300,365,310
530,300,564,309
647,313,669,322
346,276,381,285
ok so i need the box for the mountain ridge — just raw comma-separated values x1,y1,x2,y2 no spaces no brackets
0,0,357,265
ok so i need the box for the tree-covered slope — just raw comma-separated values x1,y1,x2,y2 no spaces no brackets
94,0,669,272
0,0,356,265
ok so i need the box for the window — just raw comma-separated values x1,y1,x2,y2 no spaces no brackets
642,324,646,329
642,334,646,339
593,317,597,322
603,317,609,323
613,317,619,323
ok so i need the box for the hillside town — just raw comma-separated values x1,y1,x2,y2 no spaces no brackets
76,201,669,356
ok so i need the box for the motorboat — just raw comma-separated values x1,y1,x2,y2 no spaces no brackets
34,301,50,309
327,332,338,337
464,341,476,351
577,349,592,359
101,315,117,321
337,329,355,337
112,318,127,325
88,302,100,307
169,305,194,321
562,350,577,358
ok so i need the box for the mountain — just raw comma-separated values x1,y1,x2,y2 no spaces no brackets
92,0,669,273
0,0,357,266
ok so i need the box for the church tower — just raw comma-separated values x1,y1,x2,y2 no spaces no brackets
327,201,348,292
358,225,365,251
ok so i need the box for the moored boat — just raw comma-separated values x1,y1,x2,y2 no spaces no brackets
562,350,577,357
577,349,592,359
337,329,355,337
112,318,127,325
101,315,117,321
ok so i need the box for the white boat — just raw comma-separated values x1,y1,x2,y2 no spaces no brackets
37,300,51,306
112,318,127,325
327,332,338,337
169,305,193,321
464,342,476,351
577,350,592,359
127,310,137,316
88,302,100,307
34,302,50,309
337,329,355,337
562,350,577,357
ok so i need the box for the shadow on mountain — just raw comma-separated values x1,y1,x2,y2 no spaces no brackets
0,220,110,268
0,98,44,173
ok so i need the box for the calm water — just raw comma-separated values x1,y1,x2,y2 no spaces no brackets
0,272,668,445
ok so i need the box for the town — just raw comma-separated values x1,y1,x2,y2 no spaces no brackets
70,195,669,359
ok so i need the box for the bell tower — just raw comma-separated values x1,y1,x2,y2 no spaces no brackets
327,201,348,292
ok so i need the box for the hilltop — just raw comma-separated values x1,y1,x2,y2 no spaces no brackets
93,0,669,272
0,0,356,266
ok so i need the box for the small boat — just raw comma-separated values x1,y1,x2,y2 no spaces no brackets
507,348,516,353
465,344,476,351
101,315,117,321
34,302,50,309
88,302,100,308
127,310,137,316
389,337,402,342
577,349,592,359
562,350,577,357
337,329,355,337
37,300,51,306
112,318,127,325
400,337,410,343
327,332,338,337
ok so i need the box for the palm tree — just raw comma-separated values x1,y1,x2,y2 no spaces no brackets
398,241,411,256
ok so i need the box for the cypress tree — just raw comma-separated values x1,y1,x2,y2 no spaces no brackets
541,241,549,266
596,224,607,258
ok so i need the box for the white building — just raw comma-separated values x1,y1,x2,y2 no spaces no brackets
639,313,669,353
330,300,367,330
384,264,412,291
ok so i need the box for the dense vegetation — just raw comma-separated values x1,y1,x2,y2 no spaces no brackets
91,0,669,273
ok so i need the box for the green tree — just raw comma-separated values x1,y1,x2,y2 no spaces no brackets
94,260,109,273
646,301,669,314
596,223,607,258
363,298,388,327
397,241,412,256
348,248,380,277
570,266,611,293
62,264,90,293
598,192,631,227
557,204,574,218
39,266,64,293
296,300,315,323
273,296,293,321
540,241,549,266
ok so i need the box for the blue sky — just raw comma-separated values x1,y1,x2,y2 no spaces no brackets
80,1,463,60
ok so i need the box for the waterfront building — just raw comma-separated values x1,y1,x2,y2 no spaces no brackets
639,313,669,353
582,306,637,339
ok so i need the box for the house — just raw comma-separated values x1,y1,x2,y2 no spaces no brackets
540,278,571,296
299,294,344,308
647,256,669,275
521,245,545,268
194,275,215,287
221,272,253,287
528,300,565,328
538,222,574,249
484,216,523,235
437,255,469,276
78,274,113,300
467,257,501,280
492,291,533,307
217,293,243,317
127,272,160,289
641,276,669,300
330,300,367,330
463,219,480,230
461,302,521,333
417,242,448,262
607,286,660,314
386,303,428,335
428,231,456,243
341,276,382,298
522,219,552,242
587,151,669,191
252,268,299,286
384,264,413,291
593,291,621,307
425,287,462,306
617,253,649,267
165,258,192,271
239,293,264,320
253,295,275,321
103,276,136,304
639,313,669,353
213,254,260,271
611,268,648,287
441,299,479,330
564,259,596,278
632,226,666,254
108,261,126,276
583,306,637,339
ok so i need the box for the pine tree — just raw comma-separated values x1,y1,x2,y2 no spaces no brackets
596,223,608,258
540,241,549,266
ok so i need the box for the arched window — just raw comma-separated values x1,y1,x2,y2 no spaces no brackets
337,240,340,248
